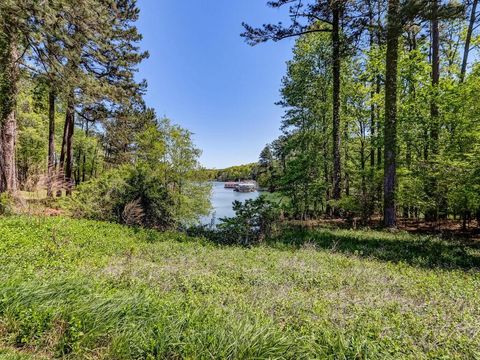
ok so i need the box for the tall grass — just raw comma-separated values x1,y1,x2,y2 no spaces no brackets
0,216,479,359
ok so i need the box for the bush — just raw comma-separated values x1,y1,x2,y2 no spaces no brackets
121,165,175,229
328,196,362,220
64,166,129,223
188,196,281,246
65,165,209,230
0,193,14,215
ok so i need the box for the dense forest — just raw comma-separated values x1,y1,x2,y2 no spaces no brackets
246,0,480,229
0,0,479,231
0,0,210,228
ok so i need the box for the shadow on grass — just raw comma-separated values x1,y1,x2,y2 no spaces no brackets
271,227,480,271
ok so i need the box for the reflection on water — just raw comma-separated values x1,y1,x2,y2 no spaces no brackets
202,182,259,225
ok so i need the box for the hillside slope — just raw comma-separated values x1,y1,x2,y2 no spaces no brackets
0,217,479,359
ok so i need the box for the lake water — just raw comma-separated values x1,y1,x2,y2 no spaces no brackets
202,182,259,225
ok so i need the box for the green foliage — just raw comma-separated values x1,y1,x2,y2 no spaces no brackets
16,79,49,190
204,163,258,182
217,196,281,245
68,164,210,230
260,28,480,224
66,117,211,229
0,193,14,216
72,129,104,184
264,33,334,219
257,145,277,191
328,195,362,219
0,216,479,359
64,166,130,222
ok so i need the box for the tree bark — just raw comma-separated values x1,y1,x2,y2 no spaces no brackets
461,0,477,82
47,89,55,198
81,120,89,183
383,0,400,228
65,94,75,196
431,3,440,149
426,1,440,221
0,106,17,193
368,0,379,218
368,0,376,171
332,4,342,201
56,104,70,197
0,39,19,194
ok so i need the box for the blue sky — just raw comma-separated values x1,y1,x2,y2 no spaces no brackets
136,0,295,169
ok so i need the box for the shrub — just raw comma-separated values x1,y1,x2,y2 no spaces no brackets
189,196,281,246
66,165,209,230
0,193,14,215
120,165,176,229
65,166,130,223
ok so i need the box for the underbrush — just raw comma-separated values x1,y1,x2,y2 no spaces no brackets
0,216,479,359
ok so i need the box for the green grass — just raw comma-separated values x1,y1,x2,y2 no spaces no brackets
0,347,47,360
0,216,479,359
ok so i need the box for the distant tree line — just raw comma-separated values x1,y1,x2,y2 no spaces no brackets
203,163,259,182
246,0,480,228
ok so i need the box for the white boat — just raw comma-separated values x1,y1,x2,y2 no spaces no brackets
234,182,257,193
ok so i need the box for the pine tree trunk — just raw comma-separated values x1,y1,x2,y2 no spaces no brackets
332,4,342,201
360,134,368,223
431,4,440,154
426,1,440,221
368,0,376,172
0,107,17,193
322,125,331,216
65,95,75,196
47,89,55,198
0,39,19,194
461,0,477,82
57,105,70,197
368,1,379,219
383,0,400,228
82,121,89,183
376,89,381,167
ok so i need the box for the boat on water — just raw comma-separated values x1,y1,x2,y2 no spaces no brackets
234,182,257,193
224,182,238,189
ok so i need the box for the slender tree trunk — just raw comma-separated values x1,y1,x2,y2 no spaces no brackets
344,130,350,197
47,89,55,198
81,152,87,183
375,1,383,176
90,145,97,178
376,79,382,167
65,95,75,196
360,133,368,223
322,124,331,216
57,105,70,197
82,120,89,183
406,29,416,173
0,39,19,194
368,1,379,219
368,0,376,172
75,148,81,185
383,0,400,228
461,0,477,82
426,2,440,221
431,4,440,152
370,95,375,167
332,4,342,201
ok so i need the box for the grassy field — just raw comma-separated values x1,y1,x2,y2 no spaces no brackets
0,216,479,359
